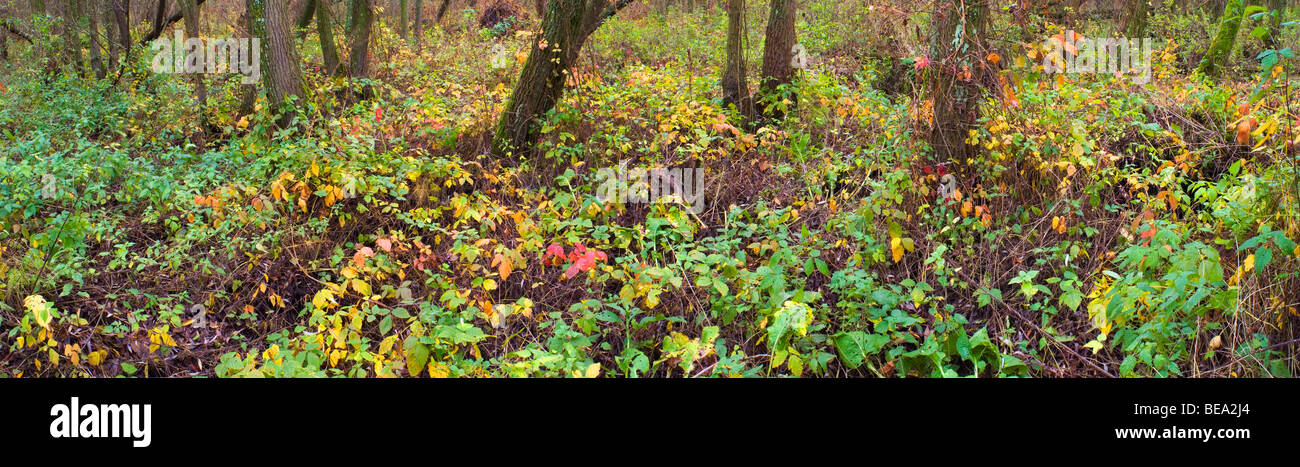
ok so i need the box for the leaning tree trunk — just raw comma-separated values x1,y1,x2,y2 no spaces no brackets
929,0,989,164
721,0,753,123
250,0,307,127
435,0,450,23
1122,0,1147,38
757,0,795,120
1198,0,1244,77
348,0,373,100
318,0,340,75
492,0,631,157
111,0,129,69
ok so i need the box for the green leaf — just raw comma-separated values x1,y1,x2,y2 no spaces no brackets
1254,247,1272,274
120,362,138,375
1060,291,1083,312
404,338,430,377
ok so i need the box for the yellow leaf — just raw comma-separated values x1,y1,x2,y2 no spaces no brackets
24,295,52,330
583,362,601,378
483,278,498,291
352,279,372,297
1208,335,1222,350
890,237,904,263
428,361,450,378
1243,254,1256,275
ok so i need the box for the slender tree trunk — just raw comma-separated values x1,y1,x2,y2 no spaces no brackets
399,0,407,39
434,0,450,23
296,0,317,39
492,0,630,157
152,0,167,36
1198,0,1244,77
413,0,422,42
180,0,206,121
348,0,373,99
318,0,340,74
757,0,795,120
88,0,107,79
929,0,989,163
111,0,129,69
1122,0,1147,37
104,0,118,71
721,0,753,122
534,0,545,17
66,0,87,77
249,0,307,127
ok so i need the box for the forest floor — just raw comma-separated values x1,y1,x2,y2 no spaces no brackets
1,2,1298,378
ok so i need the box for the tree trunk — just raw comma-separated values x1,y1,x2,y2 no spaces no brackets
180,0,206,119
435,0,450,23
152,0,167,36
296,0,317,40
1197,0,1244,77
87,0,107,79
721,0,753,123
929,0,988,163
250,0,307,127
492,0,630,157
65,0,87,77
348,0,373,99
1122,0,1147,37
104,0,118,71
399,0,407,39
413,0,422,42
757,0,795,120
111,0,130,70
319,0,340,75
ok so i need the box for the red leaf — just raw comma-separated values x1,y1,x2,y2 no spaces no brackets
544,243,566,266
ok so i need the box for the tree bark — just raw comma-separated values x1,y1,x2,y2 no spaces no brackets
721,0,753,123
492,0,631,157
88,0,107,79
929,0,989,163
1122,0,1147,38
348,0,373,99
757,0,795,120
250,0,307,127
111,0,130,69
399,0,407,39
1197,0,1244,77
413,0,422,42
318,0,340,75
180,0,206,119
435,0,450,23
